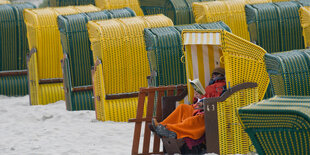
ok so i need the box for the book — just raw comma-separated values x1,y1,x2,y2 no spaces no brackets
188,79,206,95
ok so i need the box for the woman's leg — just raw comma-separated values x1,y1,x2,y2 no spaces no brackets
165,114,205,140
160,104,194,125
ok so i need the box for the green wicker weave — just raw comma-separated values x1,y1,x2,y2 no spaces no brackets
58,8,136,111
238,96,310,155
0,2,35,96
144,21,231,87
49,0,95,7
139,0,213,25
246,1,304,53
265,49,310,96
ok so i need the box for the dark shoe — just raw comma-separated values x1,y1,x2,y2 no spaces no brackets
148,123,156,133
155,124,177,139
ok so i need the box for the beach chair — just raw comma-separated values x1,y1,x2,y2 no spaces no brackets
24,5,100,106
58,8,136,111
88,15,173,122
193,0,270,41
182,29,269,154
49,0,95,6
238,96,310,155
265,49,310,96
0,3,36,96
144,21,231,87
139,0,212,25
246,1,306,53
95,0,144,16
300,6,310,48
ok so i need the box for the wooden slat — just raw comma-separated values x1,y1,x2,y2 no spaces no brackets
105,92,139,100
142,91,155,154
72,85,93,92
39,78,63,84
0,70,27,77
132,91,146,155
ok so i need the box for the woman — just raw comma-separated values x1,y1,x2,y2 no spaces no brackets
150,67,226,141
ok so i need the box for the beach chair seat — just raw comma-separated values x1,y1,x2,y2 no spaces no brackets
49,0,95,7
265,49,310,96
0,3,35,96
58,8,136,111
238,96,310,155
88,15,173,122
193,0,270,41
24,5,100,105
300,6,310,48
182,29,269,154
246,1,305,53
144,21,231,87
95,0,144,16
139,0,212,25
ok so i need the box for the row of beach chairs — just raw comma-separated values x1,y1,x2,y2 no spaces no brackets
0,0,309,154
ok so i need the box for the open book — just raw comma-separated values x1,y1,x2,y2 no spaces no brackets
188,79,206,95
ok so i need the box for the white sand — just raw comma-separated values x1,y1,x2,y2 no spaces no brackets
0,95,137,155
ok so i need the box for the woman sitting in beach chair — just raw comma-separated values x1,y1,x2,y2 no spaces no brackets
149,67,226,152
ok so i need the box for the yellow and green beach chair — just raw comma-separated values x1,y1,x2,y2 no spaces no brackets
88,15,173,122
182,29,269,154
58,8,136,111
24,5,100,105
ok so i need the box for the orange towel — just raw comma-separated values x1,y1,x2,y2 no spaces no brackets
160,104,205,140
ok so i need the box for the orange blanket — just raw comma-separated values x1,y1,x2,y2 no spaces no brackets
160,104,205,139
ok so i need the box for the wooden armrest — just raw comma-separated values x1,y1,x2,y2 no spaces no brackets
72,85,93,92
203,82,258,154
39,78,63,84
204,82,258,104
0,70,27,77
105,92,140,100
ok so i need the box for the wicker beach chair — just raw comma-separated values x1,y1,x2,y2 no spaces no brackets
300,6,310,48
88,15,173,122
49,0,95,6
95,0,144,16
265,49,310,96
182,29,269,154
139,0,212,25
246,1,305,53
0,3,35,96
24,5,100,106
193,0,270,41
58,8,136,111
144,21,231,87
238,96,310,155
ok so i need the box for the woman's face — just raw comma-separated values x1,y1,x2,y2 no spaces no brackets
212,73,223,79
194,91,203,99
